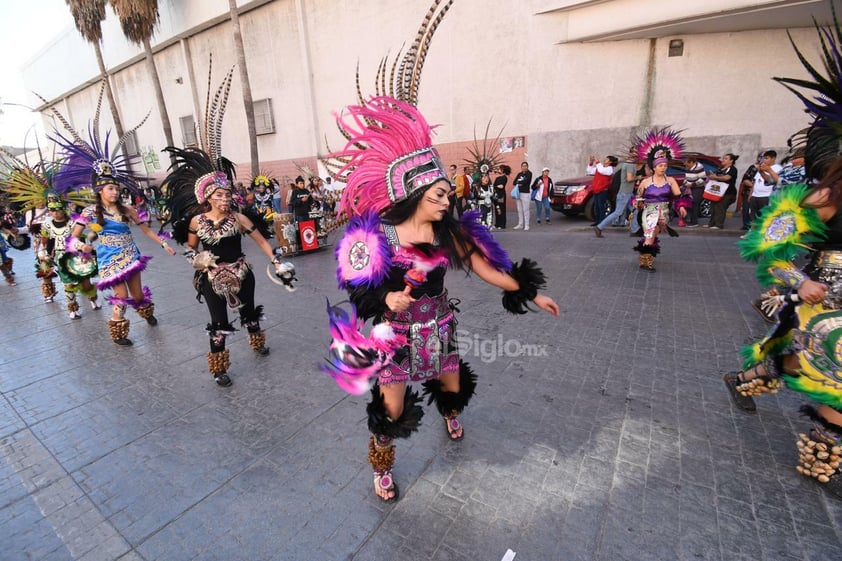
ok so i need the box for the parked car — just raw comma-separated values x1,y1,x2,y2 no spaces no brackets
550,154,722,221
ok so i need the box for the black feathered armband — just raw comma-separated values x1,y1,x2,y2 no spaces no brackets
502,258,547,314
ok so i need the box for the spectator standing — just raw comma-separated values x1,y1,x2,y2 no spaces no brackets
742,150,782,238
271,178,282,213
736,154,761,231
705,153,740,229
531,167,553,224
683,155,707,226
291,176,312,222
493,164,511,229
594,153,637,237
777,148,807,190
587,155,617,226
512,162,533,230
453,166,471,217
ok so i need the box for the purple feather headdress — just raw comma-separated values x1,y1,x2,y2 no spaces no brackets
45,80,149,195
320,300,407,395
632,128,684,167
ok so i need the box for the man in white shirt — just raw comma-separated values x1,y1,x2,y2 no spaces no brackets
744,150,781,238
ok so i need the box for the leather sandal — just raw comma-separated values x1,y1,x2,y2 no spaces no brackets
444,415,464,441
374,471,399,502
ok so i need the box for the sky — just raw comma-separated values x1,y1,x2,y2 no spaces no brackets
0,0,73,147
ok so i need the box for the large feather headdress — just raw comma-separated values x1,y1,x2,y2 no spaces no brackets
0,139,92,212
162,55,237,244
631,127,685,167
323,0,454,218
773,4,842,181
48,79,149,194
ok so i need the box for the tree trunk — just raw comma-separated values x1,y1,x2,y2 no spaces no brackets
229,0,259,178
93,40,130,165
143,37,175,164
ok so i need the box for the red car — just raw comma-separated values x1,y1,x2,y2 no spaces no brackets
550,154,722,221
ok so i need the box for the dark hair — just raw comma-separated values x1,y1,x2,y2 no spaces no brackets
606,156,618,167
725,153,739,162
380,181,474,272
763,150,777,159
499,164,512,175
809,154,842,209
295,176,305,183
521,161,529,167
95,187,129,225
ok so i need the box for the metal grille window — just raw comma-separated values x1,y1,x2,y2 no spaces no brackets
123,131,140,156
254,98,275,135
179,115,197,146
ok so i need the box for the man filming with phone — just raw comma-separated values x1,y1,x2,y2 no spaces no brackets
740,150,781,239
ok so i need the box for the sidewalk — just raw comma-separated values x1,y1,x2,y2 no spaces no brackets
2,224,840,561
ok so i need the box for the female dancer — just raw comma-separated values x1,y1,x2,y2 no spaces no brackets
164,148,295,386
40,197,100,319
69,177,175,344
632,129,684,272
163,64,296,387
324,97,559,502
722,16,842,497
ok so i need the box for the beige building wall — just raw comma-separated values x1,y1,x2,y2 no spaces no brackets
24,0,826,183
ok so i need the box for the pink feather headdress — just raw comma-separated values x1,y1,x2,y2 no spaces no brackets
331,96,448,217
633,127,685,166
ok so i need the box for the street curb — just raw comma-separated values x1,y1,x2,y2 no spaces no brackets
575,226,743,237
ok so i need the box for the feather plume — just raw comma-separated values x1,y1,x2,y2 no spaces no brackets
773,4,842,179
631,127,685,165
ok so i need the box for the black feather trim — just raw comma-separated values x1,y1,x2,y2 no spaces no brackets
366,385,424,439
421,360,478,416
800,404,842,436
348,284,389,321
632,240,661,256
239,205,273,240
502,258,546,314
240,304,265,326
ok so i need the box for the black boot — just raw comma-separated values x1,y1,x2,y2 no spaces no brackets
723,371,757,413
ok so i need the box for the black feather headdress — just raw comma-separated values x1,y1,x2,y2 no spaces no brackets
162,56,266,244
773,4,842,180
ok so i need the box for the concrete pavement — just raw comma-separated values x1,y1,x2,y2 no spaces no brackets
2,210,841,561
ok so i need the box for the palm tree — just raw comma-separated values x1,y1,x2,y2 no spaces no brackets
228,0,259,177
64,0,127,154
108,0,175,162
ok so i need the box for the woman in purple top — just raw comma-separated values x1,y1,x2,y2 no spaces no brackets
634,149,681,272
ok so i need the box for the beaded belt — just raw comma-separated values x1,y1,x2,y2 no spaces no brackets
97,232,133,246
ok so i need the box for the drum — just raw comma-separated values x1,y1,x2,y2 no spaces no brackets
6,233,31,250
59,252,98,283
273,213,298,255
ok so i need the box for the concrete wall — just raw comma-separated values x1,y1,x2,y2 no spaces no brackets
23,0,825,184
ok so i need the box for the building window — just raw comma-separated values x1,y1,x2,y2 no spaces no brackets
254,98,275,135
123,131,140,156
179,115,197,147
668,39,684,57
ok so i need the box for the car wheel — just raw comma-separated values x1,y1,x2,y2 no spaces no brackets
583,198,595,222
